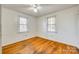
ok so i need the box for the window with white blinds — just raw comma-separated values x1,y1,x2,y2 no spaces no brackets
47,16,56,32
19,16,28,32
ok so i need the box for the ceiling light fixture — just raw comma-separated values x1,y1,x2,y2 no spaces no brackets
32,4,39,13
33,8,38,12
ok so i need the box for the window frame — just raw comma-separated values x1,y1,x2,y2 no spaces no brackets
18,16,28,33
47,16,56,33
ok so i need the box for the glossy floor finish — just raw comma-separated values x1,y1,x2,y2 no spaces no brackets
2,37,79,54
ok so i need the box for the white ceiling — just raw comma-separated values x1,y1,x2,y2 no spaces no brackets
2,4,77,17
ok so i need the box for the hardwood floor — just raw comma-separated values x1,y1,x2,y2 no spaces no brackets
2,37,79,54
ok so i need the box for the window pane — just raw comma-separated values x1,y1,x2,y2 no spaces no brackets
20,17,27,24
19,25,27,32
51,29,56,32
51,25,56,32
48,25,56,32
51,25,55,29
48,25,51,31
48,17,55,24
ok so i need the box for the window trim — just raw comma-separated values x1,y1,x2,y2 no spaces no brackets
47,16,56,33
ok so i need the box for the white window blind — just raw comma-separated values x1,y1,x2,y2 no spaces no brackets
19,16,27,32
47,16,56,32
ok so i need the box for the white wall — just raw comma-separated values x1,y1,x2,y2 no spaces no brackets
0,5,2,53
2,7,37,46
76,14,79,44
37,6,79,48
78,16,79,40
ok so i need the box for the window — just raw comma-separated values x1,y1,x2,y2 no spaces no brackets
47,16,56,32
19,16,28,32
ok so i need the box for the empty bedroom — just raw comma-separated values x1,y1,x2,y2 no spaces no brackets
1,4,79,54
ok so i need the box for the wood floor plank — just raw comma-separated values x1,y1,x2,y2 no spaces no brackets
2,37,79,54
